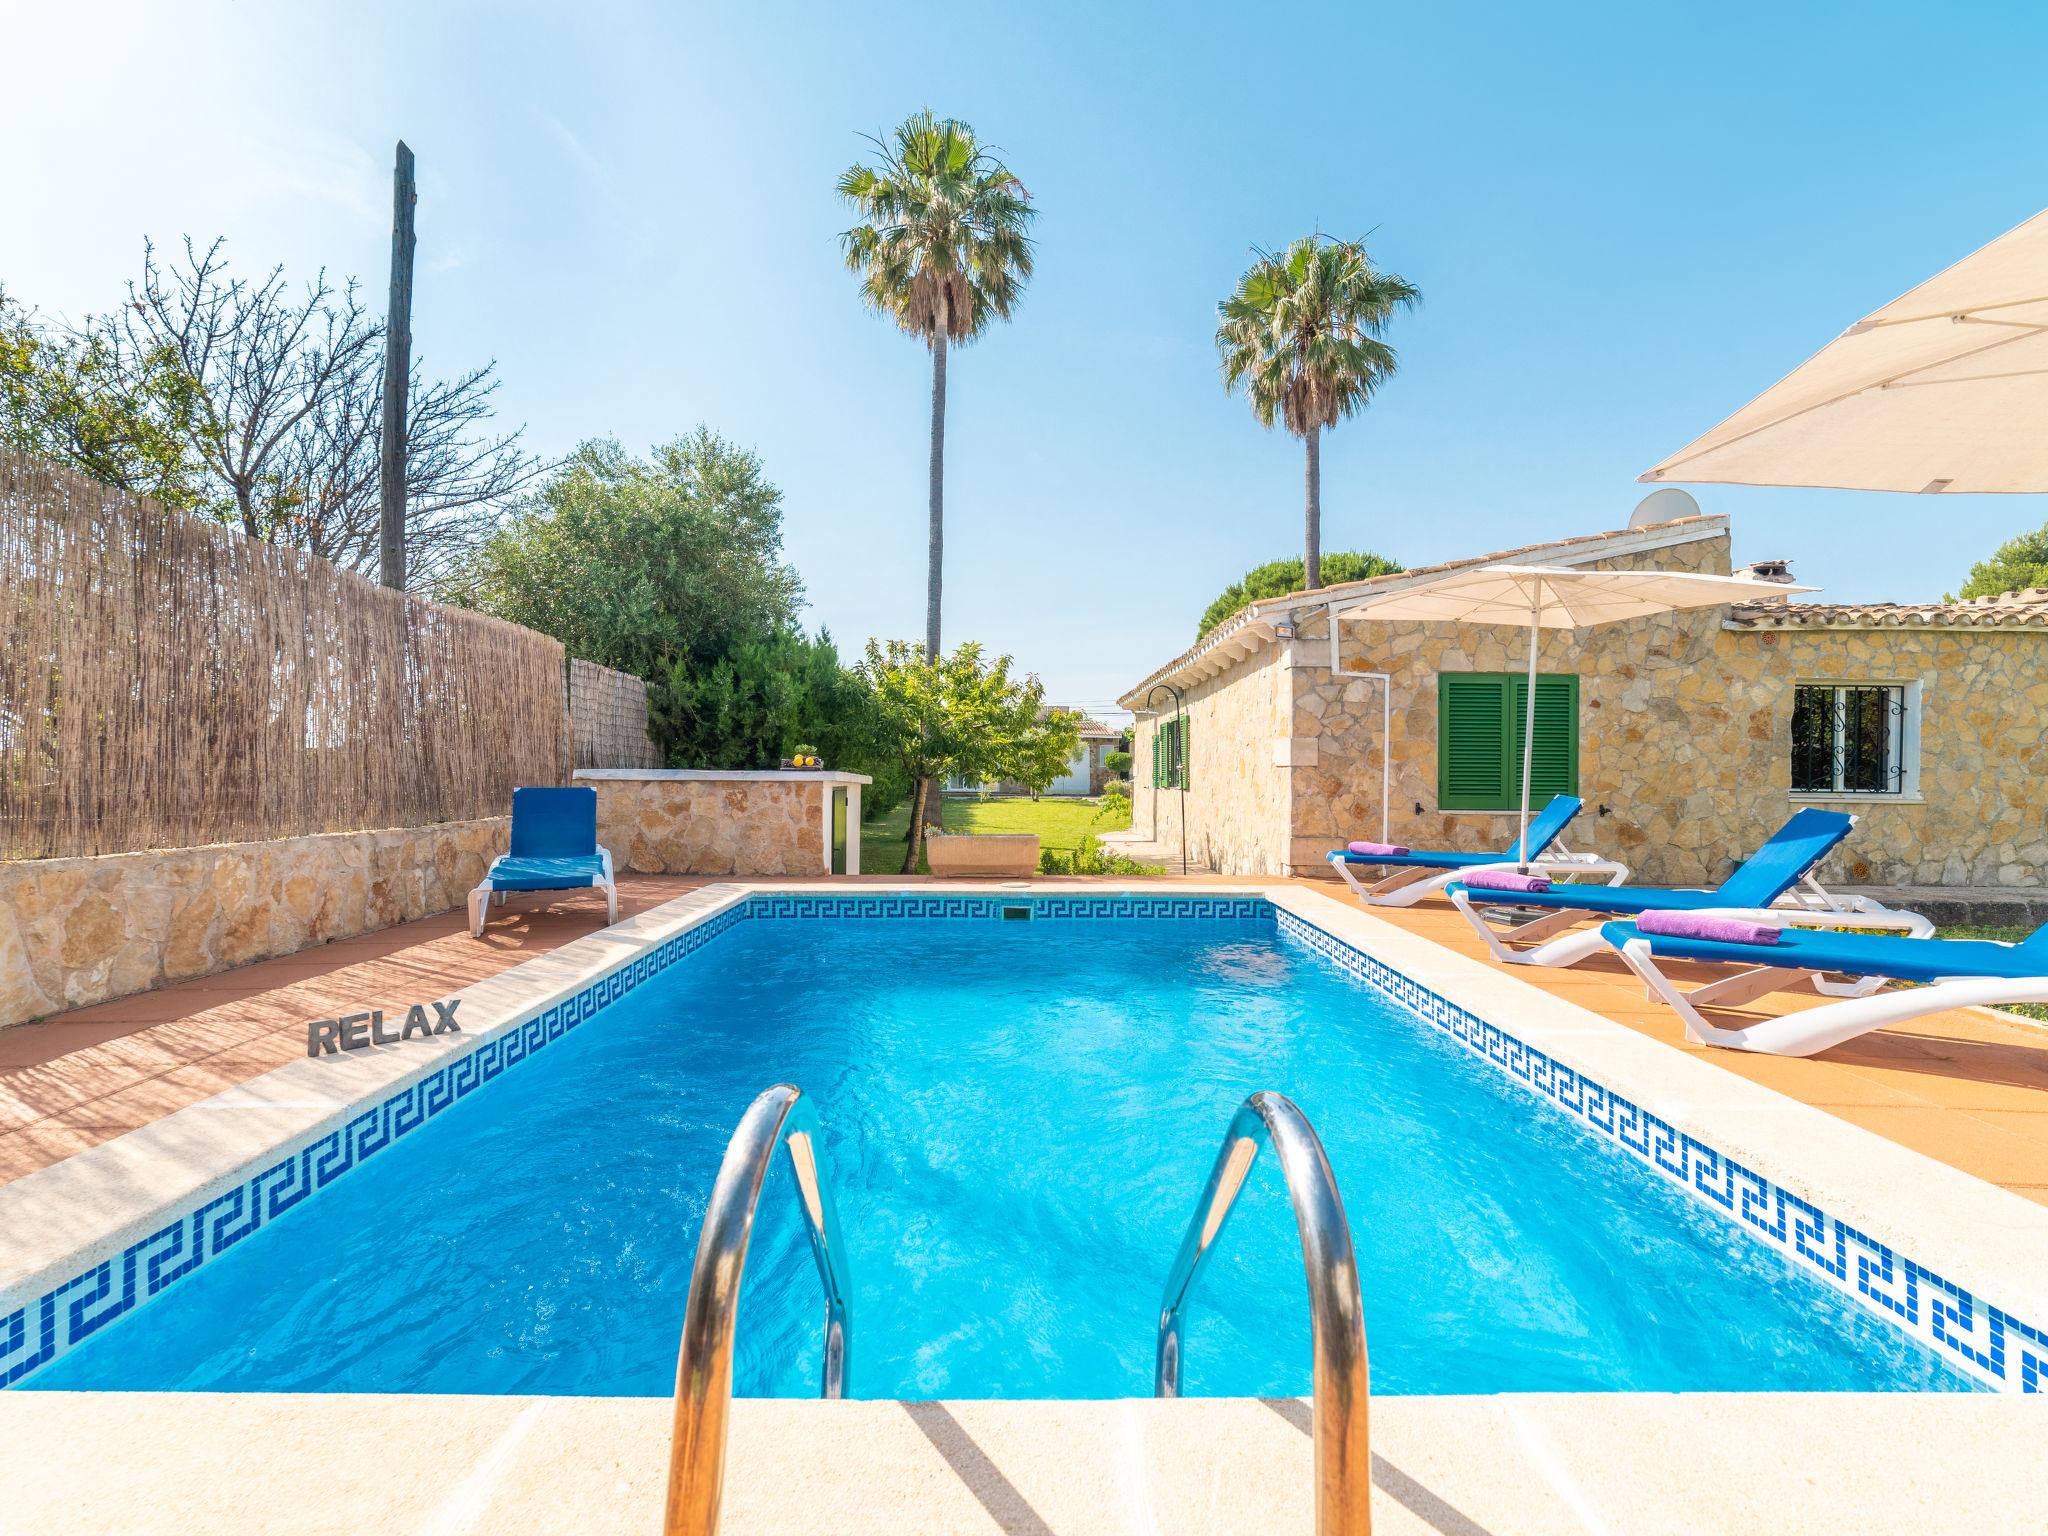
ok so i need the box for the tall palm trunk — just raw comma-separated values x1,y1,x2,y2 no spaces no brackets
903,332,951,875
1303,423,1323,590
926,332,948,660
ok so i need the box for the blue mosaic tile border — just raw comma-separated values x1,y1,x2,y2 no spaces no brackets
0,893,1267,1387
740,892,1274,923
1271,906,2046,1393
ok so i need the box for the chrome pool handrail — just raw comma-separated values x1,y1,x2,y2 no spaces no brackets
662,1083,853,1536
1155,1091,1371,1536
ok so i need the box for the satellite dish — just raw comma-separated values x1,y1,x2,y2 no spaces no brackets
1629,487,1700,529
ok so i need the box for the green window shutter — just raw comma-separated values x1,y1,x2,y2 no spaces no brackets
1439,675,1510,809
1438,673,1578,810
1510,675,1579,800
1151,717,1190,790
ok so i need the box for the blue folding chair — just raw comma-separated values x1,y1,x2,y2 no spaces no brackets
1323,795,1628,907
1444,808,1920,968
1603,919,2040,1057
468,786,618,937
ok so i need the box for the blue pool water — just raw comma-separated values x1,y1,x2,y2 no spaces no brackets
32,911,1970,1397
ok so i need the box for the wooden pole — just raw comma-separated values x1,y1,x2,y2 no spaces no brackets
379,140,417,591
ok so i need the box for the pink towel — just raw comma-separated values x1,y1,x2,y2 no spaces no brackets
1346,841,1411,857
1638,910,1782,946
1463,870,1552,894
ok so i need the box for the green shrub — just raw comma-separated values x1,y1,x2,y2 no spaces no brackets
1197,550,1403,639
1038,834,1158,876
459,430,803,677
1104,749,1132,778
648,628,907,820
1955,522,2048,601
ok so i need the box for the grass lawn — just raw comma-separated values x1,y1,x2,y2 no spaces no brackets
1936,923,2048,1022
856,794,1134,875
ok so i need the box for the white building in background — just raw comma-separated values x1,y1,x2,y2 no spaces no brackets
949,713,1125,798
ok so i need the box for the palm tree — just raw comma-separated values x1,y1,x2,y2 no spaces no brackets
839,112,1034,870
1216,236,1419,590
838,112,1035,659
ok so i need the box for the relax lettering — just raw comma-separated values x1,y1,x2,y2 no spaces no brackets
306,999,462,1057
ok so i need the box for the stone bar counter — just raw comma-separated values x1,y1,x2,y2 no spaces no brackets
574,770,869,878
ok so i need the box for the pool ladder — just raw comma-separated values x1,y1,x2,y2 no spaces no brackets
661,1084,852,1535
661,1086,1372,1536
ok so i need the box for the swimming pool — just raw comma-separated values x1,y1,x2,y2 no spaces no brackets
25,897,1974,1398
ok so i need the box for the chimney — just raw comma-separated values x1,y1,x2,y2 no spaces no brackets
1743,558,1795,584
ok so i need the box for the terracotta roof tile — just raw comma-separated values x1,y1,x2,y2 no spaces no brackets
1732,587,2048,630
1119,515,1729,705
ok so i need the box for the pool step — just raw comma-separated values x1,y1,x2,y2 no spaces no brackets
4,1391,2043,1534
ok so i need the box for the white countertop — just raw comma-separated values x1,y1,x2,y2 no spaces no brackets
573,768,872,785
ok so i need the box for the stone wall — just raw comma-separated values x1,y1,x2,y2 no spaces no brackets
589,776,828,876
0,818,507,1030
1131,642,1291,874
1287,531,1743,881
1606,623,2048,888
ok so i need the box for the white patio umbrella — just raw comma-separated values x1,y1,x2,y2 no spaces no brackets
1340,564,1817,863
1642,207,2048,493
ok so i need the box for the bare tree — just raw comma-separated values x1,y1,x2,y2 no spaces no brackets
274,352,540,588
110,237,540,587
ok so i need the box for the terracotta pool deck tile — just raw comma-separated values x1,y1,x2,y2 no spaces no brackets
0,1121,113,1182
1955,1106,2048,1143
0,1055,198,1125
0,1016,189,1067
0,1091,45,1137
1356,892,2048,1204
0,875,709,1180
1821,1105,2048,1188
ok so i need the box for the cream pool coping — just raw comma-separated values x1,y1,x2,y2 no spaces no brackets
4,1390,2044,1534
5,879,2048,1385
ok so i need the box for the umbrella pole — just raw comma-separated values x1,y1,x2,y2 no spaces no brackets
1518,596,1540,871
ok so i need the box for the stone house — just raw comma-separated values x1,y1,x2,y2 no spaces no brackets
1120,514,2048,888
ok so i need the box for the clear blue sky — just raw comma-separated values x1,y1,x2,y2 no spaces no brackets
9,1,2046,717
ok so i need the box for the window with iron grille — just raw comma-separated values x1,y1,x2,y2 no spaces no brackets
1150,715,1189,789
1790,683,1911,795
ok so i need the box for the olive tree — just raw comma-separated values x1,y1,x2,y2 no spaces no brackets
860,639,1079,873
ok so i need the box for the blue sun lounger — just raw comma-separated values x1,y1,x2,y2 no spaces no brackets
1444,808,1924,968
1602,919,2048,1057
468,786,618,938
1325,795,1629,907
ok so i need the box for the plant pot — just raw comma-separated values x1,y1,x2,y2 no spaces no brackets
924,832,1040,878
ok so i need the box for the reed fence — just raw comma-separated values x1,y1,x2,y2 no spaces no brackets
569,657,663,770
0,453,570,860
